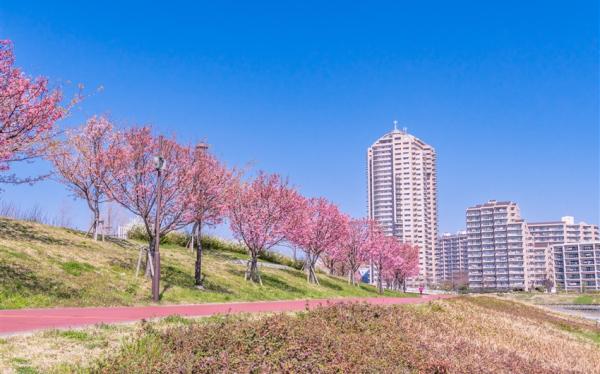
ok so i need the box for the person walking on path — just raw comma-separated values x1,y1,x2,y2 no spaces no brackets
418,285,424,296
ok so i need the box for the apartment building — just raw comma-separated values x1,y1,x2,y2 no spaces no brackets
526,217,599,289
553,242,600,291
466,200,533,290
528,216,599,244
435,231,468,284
367,124,438,285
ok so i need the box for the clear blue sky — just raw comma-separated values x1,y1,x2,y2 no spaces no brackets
0,1,598,235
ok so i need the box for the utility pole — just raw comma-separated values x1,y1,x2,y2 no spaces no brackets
152,136,165,302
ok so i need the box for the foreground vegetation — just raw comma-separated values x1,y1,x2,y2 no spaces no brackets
2,297,599,373
89,297,600,373
0,217,406,309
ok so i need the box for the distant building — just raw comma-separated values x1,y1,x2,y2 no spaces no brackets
466,200,533,291
526,217,599,289
527,216,599,244
435,231,468,284
553,242,600,291
367,123,438,285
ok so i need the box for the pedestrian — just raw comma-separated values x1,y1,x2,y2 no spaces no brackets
418,284,424,296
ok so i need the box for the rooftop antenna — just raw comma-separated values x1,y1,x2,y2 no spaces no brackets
393,120,398,131
402,126,408,133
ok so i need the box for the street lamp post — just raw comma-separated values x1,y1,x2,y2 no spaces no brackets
152,136,166,302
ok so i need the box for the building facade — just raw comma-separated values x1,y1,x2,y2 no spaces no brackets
367,125,438,285
435,231,468,284
526,217,599,289
553,242,600,291
466,200,533,290
527,216,599,244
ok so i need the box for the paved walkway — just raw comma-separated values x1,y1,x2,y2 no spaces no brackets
0,295,449,335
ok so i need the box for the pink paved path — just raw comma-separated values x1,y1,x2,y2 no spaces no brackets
0,295,450,335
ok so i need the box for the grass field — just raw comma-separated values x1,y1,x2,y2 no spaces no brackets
1,296,599,373
0,217,406,309
501,291,600,305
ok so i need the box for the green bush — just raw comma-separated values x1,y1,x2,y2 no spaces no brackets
126,225,149,241
127,225,190,246
163,231,189,247
201,236,304,270
457,284,469,294
260,250,304,270
201,236,246,254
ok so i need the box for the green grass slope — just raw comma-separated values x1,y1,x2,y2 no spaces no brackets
0,217,407,309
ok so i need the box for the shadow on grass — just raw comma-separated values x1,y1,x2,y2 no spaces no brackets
163,265,195,288
203,278,233,294
226,268,246,278
0,219,73,246
262,274,303,293
162,265,233,298
0,263,78,299
316,276,343,291
108,257,136,271
281,268,306,280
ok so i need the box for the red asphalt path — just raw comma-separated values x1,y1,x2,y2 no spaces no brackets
0,295,449,335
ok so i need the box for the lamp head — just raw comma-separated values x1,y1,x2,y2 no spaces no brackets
153,155,166,171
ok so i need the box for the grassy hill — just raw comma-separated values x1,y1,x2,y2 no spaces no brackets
0,217,406,309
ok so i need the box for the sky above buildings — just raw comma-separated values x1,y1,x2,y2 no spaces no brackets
0,1,598,235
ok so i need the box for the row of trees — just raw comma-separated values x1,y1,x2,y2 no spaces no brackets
1,38,419,299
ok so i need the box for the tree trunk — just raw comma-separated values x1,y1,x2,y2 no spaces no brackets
245,252,262,284
92,204,100,241
145,237,155,279
188,223,195,251
194,222,204,288
377,267,383,294
306,254,320,285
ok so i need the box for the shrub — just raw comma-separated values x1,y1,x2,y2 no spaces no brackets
126,225,190,246
163,231,188,247
201,236,303,270
126,225,148,241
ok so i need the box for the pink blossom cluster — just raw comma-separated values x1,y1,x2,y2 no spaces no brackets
0,40,63,183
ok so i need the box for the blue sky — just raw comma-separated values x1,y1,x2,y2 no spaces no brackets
0,1,598,235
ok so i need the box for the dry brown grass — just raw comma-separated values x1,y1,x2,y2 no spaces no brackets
2,297,599,373
87,297,600,373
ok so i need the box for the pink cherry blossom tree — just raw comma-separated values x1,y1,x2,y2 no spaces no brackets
49,115,113,240
0,40,64,185
183,143,235,288
368,229,394,294
104,126,192,299
388,243,419,292
227,171,302,284
320,249,345,276
289,197,348,285
336,218,373,285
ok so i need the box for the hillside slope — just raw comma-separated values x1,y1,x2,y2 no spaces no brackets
0,217,405,309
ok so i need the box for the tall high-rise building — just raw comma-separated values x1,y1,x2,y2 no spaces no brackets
435,231,469,284
466,200,533,290
367,124,438,284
